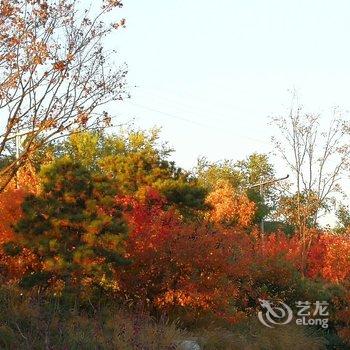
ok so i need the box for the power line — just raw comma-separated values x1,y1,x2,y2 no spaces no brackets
125,101,215,128
125,100,270,145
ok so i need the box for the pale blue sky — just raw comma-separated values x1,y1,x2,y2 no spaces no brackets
111,0,350,170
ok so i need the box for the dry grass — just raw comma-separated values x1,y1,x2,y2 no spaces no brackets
195,318,327,350
0,287,333,350
0,287,190,349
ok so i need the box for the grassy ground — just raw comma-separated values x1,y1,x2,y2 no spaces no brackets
0,287,342,349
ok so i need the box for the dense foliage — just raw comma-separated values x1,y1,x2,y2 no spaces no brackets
7,159,129,297
0,128,350,348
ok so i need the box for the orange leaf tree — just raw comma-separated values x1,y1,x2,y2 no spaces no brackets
205,180,256,228
0,189,25,244
0,188,38,281
0,0,127,191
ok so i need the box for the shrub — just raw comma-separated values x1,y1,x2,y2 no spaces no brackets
307,234,350,283
118,188,254,324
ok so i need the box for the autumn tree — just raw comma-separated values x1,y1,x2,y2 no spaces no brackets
205,180,255,228
9,158,128,296
0,189,25,244
271,103,350,271
272,105,350,230
0,188,39,281
0,0,128,192
196,153,276,225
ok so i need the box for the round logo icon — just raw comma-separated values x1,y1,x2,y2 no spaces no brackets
258,299,293,328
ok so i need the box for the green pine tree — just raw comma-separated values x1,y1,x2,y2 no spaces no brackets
13,158,129,296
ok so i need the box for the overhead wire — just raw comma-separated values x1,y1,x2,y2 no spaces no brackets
124,88,270,146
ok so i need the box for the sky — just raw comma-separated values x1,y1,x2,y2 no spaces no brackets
109,0,350,172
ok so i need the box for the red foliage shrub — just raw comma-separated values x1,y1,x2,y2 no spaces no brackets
307,234,350,283
259,233,301,263
0,189,25,243
0,189,37,281
255,233,302,283
117,188,254,322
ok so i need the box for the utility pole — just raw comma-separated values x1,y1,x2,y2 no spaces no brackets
249,174,289,236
